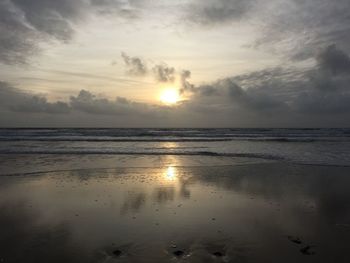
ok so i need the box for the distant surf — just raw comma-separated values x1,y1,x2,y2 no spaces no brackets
1,128,349,166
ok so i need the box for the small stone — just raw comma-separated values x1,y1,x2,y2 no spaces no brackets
288,236,302,244
173,250,184,257
212,251,224,257
300,246,315,255
113,249,122,257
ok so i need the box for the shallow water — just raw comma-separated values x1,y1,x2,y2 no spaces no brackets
1,161,350,263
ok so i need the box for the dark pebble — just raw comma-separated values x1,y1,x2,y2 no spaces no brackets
173,250,184,257
212,251,224,257
300,246,315,255
287,236,302,244
113,249,122,257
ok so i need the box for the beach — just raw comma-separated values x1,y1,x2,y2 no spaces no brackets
1,0,350,261
0,129,350,262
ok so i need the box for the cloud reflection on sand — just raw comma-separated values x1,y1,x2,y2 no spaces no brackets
1,161,350,262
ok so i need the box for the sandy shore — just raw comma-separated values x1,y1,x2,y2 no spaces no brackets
0,155,350,262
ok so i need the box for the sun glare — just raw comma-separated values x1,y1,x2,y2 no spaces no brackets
160,89,179,105
165,166,177,181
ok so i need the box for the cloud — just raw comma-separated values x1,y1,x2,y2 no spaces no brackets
2,0,350,66
0,0,39,64
251,0,350,60
70,89,155,116
183,0,350,61
121,52,148,76
316,44,350,75
179,70,195,94
11,0,85,41
181,46,350,120
0,81,70,114
0,0,150,65
152,64,175,83
120,53,190,85
1,46,350,127
0,82,168,126
0,0,88,64
188,74,287,113
186,0,256,25
90,0,141,19
0,82,160,117
11,96,70,114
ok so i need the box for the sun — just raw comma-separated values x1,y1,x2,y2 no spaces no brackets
160,88,179,105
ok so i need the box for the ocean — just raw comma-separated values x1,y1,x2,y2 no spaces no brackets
1,128,350,166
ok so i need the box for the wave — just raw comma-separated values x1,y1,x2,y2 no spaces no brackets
2,149,349,167
1,128,350,139
0,137,349,143
1,128,349,167
0,137,232,142
0,149,284,160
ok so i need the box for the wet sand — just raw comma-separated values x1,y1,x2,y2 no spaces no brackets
0,156,350,262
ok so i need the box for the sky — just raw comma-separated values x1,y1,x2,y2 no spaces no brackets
0,0,350,127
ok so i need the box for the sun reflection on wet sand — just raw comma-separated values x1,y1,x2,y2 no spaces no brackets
1,163,350,262
164,166,177,181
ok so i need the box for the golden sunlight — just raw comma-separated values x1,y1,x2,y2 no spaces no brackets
165,166,177,181
160,88,179,105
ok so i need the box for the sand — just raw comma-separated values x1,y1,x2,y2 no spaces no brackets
0,155,350,262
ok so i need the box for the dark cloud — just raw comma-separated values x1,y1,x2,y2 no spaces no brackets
189,75,287,113
0,0,39,64
70,89,154,116
152,64,175,83
0,81,70,114
181,46,350,121
0,0,88,64
294,89,350,115
120,54,177,83
121,52,148,76
1,0,170,65
11,0,85,41
180,70,195,94
120,54,186,84
2,0,350,66
0,0,149,65
183,0,350,60
317,45,350,75
251,0,350,60
0,82,173,127
0,82,163,117
186,0,255,25
11,96,70,114
90,0,141,19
